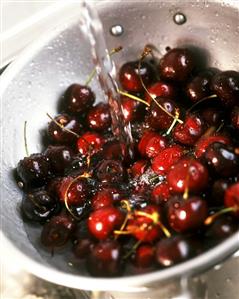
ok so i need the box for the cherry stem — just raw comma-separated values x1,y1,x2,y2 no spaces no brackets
204,206,237,225
24,121,29,157
46,113,80,138
216,121,224,133
117,89,150,107
138,46,183,124
165,109,180,135
202,126,216,138
235,148,239,155
85,46,123,86
120,199,132,212
123,239,142,260
187,94,218,113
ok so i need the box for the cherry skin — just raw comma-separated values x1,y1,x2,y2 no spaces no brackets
95,160,126,185
159,48,195,82
131,160,148,178
91,189,113,210
121,95,146,122
17,154,51,187
211,179,231,206
88,206,124,240
41,214,75,248
87,103,111,131
87,240,123,277
73,237,94,259
173,114,205,146
151,145,184,175
45,145,74,176
201,106,225,127
119,60,155,92
77,132,105,156
211,71,239,107
231,106,239,130
224,182,239,217
167,158,209,193
155,236,197,267
64,84,95,114
133,244,155,268
145,81,178,104
167,196,208,232
47,114,82,145
203,142,239,177
147,98,179,131
151,182,170,206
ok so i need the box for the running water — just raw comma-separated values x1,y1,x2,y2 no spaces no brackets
81,1,134,160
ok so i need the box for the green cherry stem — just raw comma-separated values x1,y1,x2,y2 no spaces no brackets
24,121,29,157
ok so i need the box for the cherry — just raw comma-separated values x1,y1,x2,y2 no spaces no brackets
88,206,124,240
224,182,239,217
211,179,231,206
45,145,74,176
131,160,148,178
201,106,225,127
203,143,239,177
167,196,208,232
173,114,205,146
211,71,239,107
77,132,104,156
41,214,75,248
147,98,179,130
186,69,216,102
121,95,146,122
156,236,197,267
159,48,195,82
21,190,58,222
73,237,94,259
145,81,178,104
151,182,170,206
231,106,239,130
195,135,230,158
47,114,82,145
167,158,209,193
133,245,155,268
119,60,155,92
87,239,123,277
95,160,126,185
145,134,168,159
151,145,184,175
64,84,95,114
87,103,111,131
17,154,51,187
91,189,113,210
65,154,88,176
46,177,63,199
102,141,124,161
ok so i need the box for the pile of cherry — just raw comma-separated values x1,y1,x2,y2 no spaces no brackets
16,46,239,277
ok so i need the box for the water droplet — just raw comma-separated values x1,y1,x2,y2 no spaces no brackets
110,24,124,36
214,264,222,270
173,12,187,25
141,15,146,20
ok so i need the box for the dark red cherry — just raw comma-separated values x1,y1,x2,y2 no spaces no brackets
21,190,58,222
201,107,225,127
138,131,157,157
45,145,74,176
73,237,94,259
77,132,104,156
224,182,239,217
211,179,231,206
156,236,197,267
88,206,124,240
159,48,195,82
167,158,209,193
87,240,123,277
167,196,208,232
211,71,239,107
41,214,75,247
131,160,148,178
186,69,216,102
133,245,155,268
144,134,168,159
147,98,179,130
121,95,146,122
87,103,111,131
231,106,239,130
203,143,239,177
64,84,95,114
145,81,178,104
91,189,113,210
195,135,230,158
95,160,126,185
173,114,205,146
17,154,51,187
47,114,82,145
151,182,170,206
151,145,184,175
119,60,155,92
46,177,63,199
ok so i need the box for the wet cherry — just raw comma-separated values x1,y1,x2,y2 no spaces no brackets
224,182,239,217
145,81,178,104
87,103,111,131
77,132,105,156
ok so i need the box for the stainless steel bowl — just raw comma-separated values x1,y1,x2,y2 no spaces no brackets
1,0,239,297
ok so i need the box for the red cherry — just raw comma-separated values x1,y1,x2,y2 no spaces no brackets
73,237,94,259
145,81,178,104
151,182,170,206
88,206,124,240
131,160,148,178
231,106,239,130
77,132,104,156
144,134,168,159
167,196,208,232
151,145,184,175
167,158,209,193
224,183,239,217
133,245,155,268
201,107,225,127
195,135,230,158
173,114,205,146
87,103,111,131
91,189,113,210
138,131,158,157
121,95,146,122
